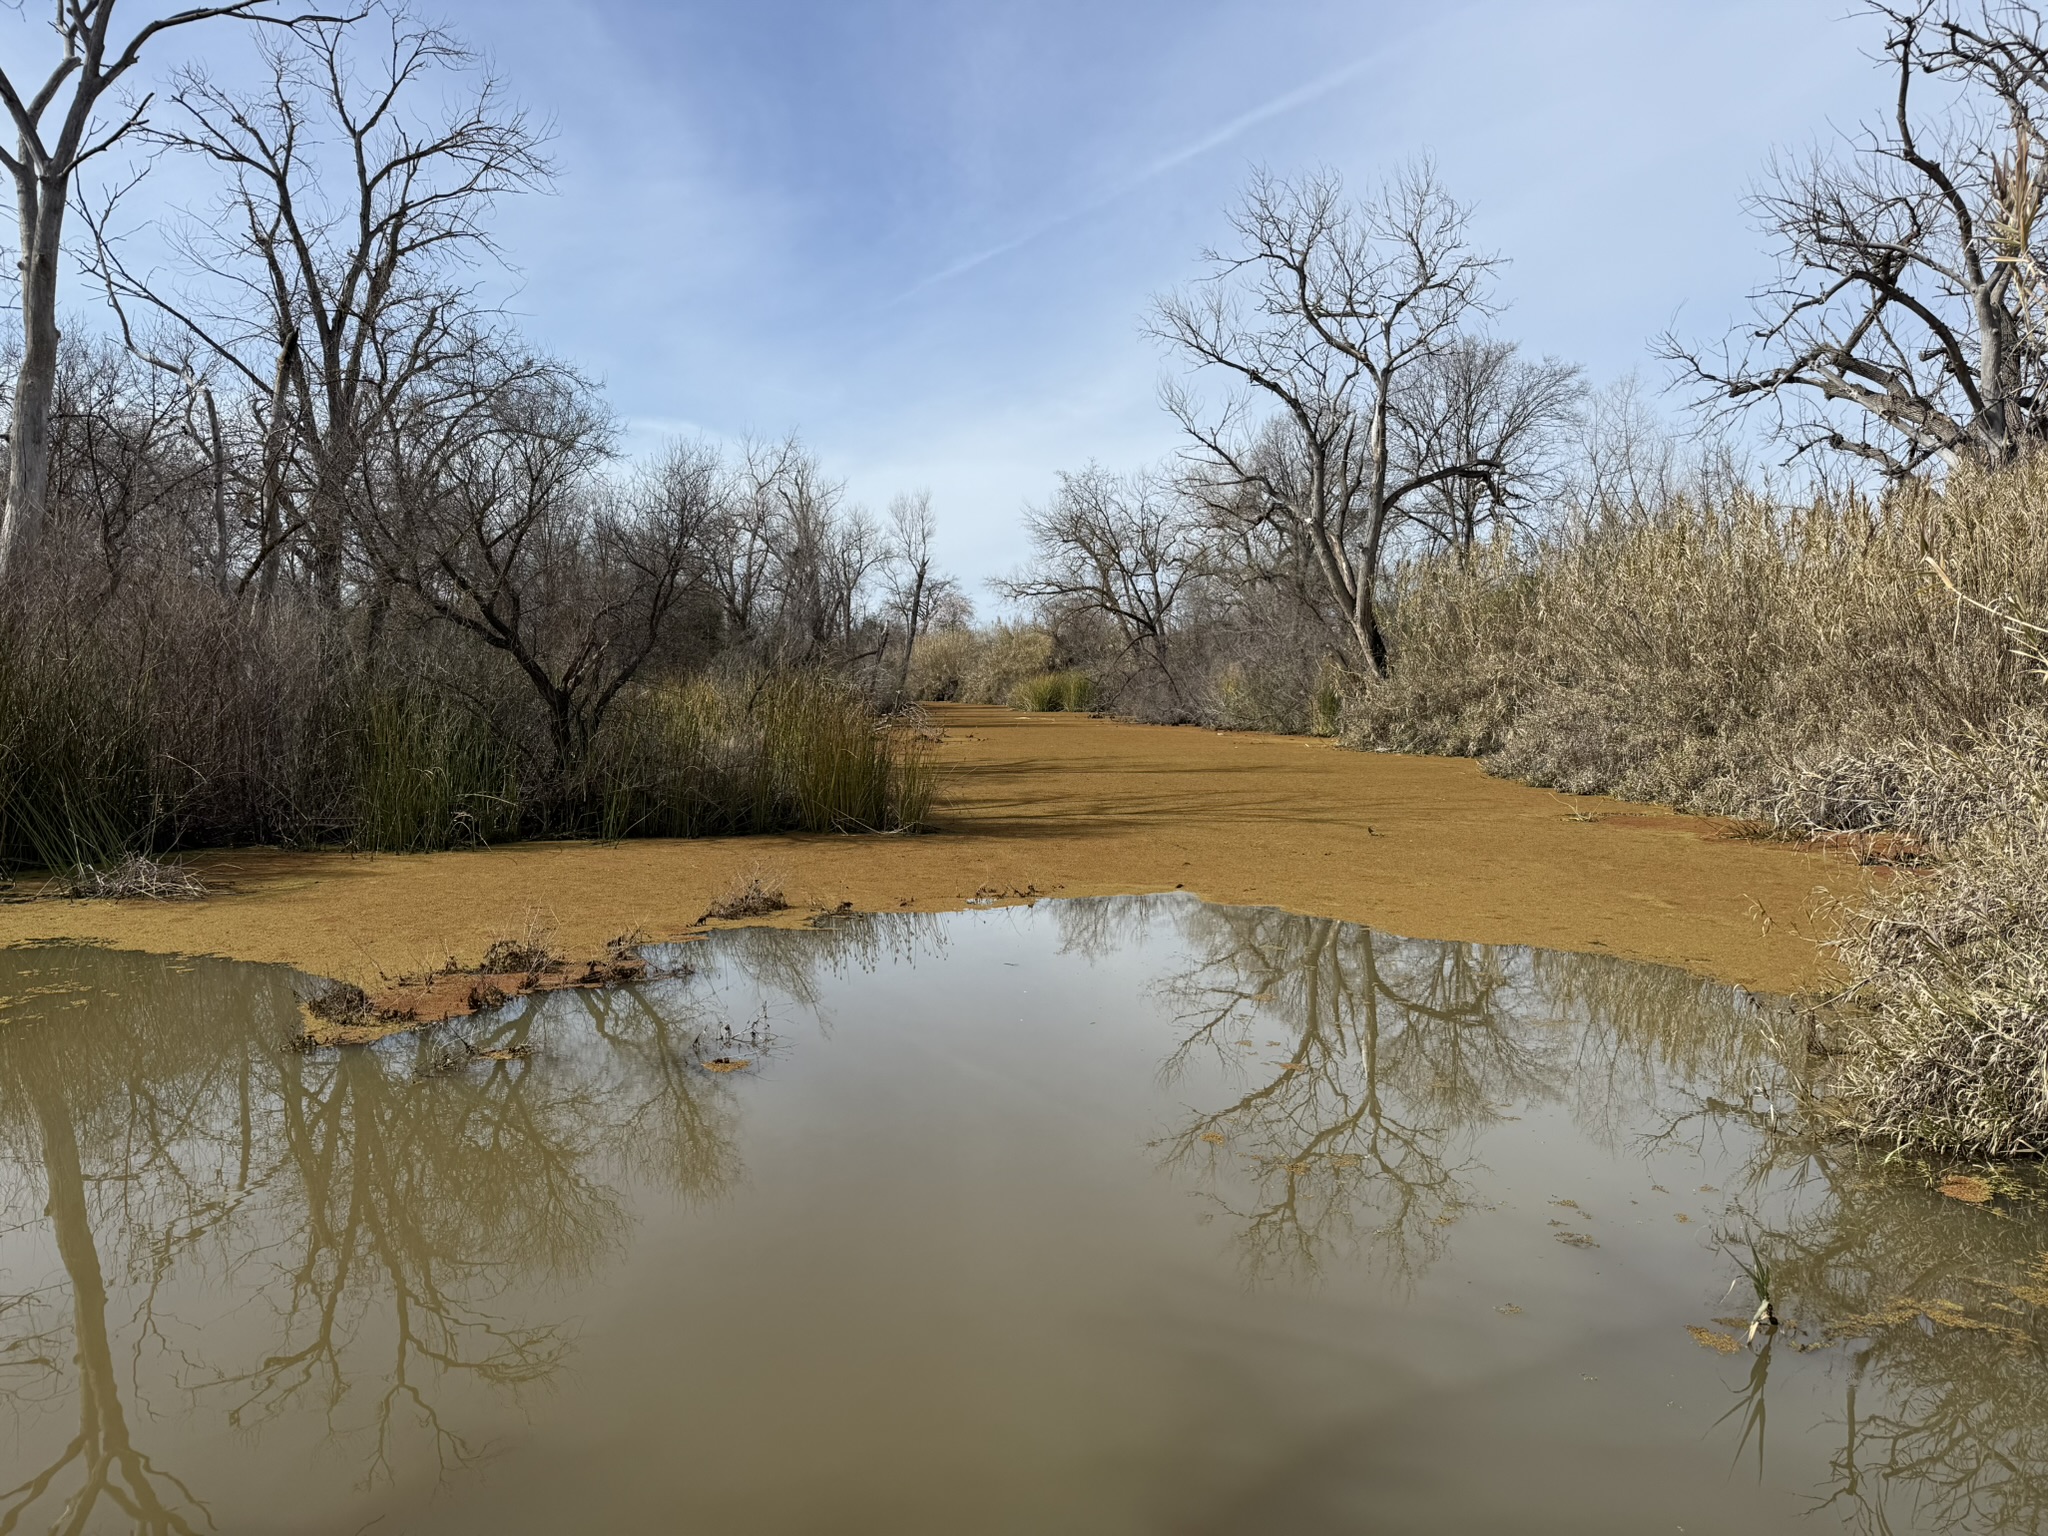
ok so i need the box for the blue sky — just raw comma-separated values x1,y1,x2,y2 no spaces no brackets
25,1,1885,590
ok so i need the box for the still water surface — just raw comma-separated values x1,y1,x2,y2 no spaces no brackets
2,896,2046,1533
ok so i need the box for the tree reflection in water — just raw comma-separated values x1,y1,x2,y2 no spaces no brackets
1104,895,2048,1529
1726,1132,2048,1535
1072,897,1772,1285
0,943,761,1523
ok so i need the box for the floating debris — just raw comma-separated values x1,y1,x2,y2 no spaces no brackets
1688,1325,1743,1355
701,1057,752,1074
1826,1295,2025,1344
1939,1174,1995,1205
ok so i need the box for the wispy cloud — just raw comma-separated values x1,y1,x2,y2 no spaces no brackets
894,54,1374,301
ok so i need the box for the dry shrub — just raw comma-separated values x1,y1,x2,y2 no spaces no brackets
1350,465,2048,812
901,628,979,701
1205,660,1308,734
906,624,1054,704
304,981,373,1029
1757,721,2048,849
1808,716,2048,1155
479,914,562,976
701,869,788,921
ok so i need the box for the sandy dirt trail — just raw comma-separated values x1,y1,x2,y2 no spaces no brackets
0,704,1861,996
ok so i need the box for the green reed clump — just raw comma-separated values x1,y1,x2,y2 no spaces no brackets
1012,670,1096,712
595,672,936,840
0,615,160,873
353,691,522,852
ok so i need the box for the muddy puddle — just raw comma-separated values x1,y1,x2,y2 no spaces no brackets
2,895,2046,1533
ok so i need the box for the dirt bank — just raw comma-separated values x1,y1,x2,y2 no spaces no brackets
0,704,1862,997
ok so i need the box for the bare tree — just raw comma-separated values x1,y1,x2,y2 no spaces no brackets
882,489,958,700
1152,163,1503,674
703,436,793,641
0,0,320,584
1666,1,2048,477
48,332,213,589
1000,466,1200,702
1397,338,1583,562
822,502,887,655
83,4,550,605
1562,373,1682,516
359,359,714,782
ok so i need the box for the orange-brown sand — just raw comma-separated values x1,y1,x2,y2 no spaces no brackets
0,704,1863,997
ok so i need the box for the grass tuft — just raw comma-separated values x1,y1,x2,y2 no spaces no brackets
1012,670,1096,713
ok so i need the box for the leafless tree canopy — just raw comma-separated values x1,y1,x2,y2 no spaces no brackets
1668,0,2048,477
1151,163,1511,673
0,2,959,862
999,466,1201,704
884,489,961,697
0,0,323,585
1397,337,1584,562
82,5,553,605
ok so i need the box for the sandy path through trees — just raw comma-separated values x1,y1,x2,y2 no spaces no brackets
0,705,1858,996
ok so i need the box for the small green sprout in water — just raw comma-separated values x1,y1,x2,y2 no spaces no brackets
1722,1241,1779,1342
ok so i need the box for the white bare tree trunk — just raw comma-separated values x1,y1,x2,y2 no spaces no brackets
0,164,66,585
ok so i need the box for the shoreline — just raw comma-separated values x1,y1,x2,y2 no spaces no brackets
0,704,1865,1002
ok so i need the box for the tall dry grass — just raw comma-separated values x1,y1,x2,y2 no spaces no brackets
1799,718,2048,1155
904,624,1054,705
1349,465,2048,810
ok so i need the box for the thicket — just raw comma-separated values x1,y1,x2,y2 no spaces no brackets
0,545,939,875
1349,467,2047,812
0,11,954,879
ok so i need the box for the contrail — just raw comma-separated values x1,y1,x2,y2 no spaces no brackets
1137,55,1375,181
893,54,1374,301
